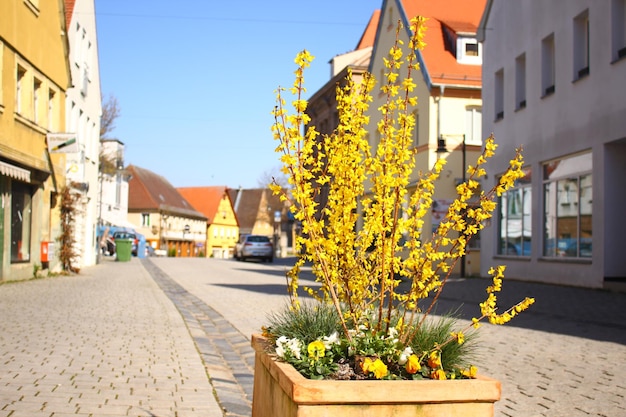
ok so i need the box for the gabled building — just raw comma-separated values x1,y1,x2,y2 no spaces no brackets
228,188,292,257
63,0,102,268
177,186,239,258
127,165,206,257
0,0,71,280
478,0,626,288
308,0,486,275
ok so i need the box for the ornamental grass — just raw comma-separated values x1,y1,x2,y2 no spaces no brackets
264,17,534,380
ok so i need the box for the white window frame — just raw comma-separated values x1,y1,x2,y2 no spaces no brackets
457,37,482,65
465,106,482,145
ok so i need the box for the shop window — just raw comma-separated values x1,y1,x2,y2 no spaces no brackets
11,181,33,263
542,153,592,258
498,167,532,256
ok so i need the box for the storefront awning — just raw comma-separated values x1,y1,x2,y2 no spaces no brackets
0,161,31,182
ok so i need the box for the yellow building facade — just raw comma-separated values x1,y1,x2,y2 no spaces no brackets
0,0,70,280
206,195,239,258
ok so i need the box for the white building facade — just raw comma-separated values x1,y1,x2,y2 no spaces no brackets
65,0,102,267
478,0,626,288
99,139,130,229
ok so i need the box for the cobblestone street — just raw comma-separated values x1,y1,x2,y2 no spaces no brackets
1,257,624,416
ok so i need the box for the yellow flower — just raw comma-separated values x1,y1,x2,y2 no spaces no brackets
427,351,441,369
362,357,388,379
462,365,478,378
451,331,465,345
430,369,447,380
405,354,420,374
307,340,326,360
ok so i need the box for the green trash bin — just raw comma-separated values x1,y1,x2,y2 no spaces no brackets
116,239,132,262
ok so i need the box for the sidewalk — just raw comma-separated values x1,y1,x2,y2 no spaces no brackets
0,257,223,417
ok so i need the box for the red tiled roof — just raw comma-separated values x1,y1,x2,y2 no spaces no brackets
177,186,237,225
400,0,486,88
127,165,206,219
356,10,381,50
64,0,76,28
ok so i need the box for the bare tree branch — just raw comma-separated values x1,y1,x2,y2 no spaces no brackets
100,94,120,139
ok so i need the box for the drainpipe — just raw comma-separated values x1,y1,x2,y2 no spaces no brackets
437,85,445,141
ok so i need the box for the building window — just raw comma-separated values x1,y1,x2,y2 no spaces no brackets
543,153,592,258
33,77,41,124
573,10,590,80
542,34,556,96
498,167,532,256
48,89,56,131
458,38,482,65
465,107,482,145
0,42,4,108
412,110,419,147
11,181,33,263
16,65,26,115
494,69,504,121
142,213,150,226
515,53,527,110
465,42,479,56
115,173,122,207
612,0,626,61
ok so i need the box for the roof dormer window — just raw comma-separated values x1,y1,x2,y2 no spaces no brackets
458,37,482,65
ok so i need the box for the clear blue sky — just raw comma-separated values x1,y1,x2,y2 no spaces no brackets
95,0,382,189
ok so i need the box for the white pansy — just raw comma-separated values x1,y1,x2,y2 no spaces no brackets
322,332,340,349
398,346,413,365
275,345,286,358
287,338,303,360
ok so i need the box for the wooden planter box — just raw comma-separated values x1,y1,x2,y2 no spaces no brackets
251,334,501,417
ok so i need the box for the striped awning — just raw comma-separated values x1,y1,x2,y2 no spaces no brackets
0,161,31,182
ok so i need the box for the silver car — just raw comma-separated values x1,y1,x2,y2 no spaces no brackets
235,235,273,262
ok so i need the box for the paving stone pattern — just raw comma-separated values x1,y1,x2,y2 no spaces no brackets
1,256,625,417
0,258,223,417
149,257,626,417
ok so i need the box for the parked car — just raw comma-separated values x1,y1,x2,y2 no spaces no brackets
234,235,273,262
112,231,139,256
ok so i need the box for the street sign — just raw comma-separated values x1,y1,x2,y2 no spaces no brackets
47,133,79,153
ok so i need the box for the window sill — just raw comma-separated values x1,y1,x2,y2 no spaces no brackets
494,255,531,261
539,256,592,264
572,67,589,83
541,85,555,99
611,49,626,65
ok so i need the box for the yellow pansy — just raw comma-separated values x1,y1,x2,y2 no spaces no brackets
307,340,325,360
405,354,420,374
427,351,441,369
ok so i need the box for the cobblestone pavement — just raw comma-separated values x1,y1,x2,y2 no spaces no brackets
1,256,625,417
148,257,626,417
0,257,223,417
